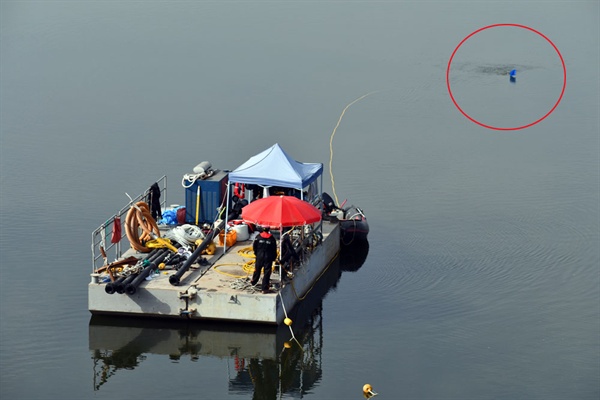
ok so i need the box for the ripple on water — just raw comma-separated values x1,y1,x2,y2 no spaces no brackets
363,191,597,328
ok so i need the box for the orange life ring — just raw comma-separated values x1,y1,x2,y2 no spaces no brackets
234,183,245,199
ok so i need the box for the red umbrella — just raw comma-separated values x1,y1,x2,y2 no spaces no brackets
241,195,321,228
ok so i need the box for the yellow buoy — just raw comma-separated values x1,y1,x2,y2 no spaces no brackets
283,341,292,349
284,317,292,326
202,241,216,255
363,383,377,397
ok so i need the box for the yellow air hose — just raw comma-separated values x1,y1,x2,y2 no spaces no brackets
146,237,178,253
329,91,380,205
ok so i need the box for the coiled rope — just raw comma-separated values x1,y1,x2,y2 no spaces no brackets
212,263,252,279
212,247,257,279
237,247,256,258
230,277,262,293
181,173,203,189
125,201,161,253
181,168,215,189
213,260,257,277
164,224,204,247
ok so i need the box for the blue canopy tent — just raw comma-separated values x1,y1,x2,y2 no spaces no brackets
222,143,324,253
228,143,323,201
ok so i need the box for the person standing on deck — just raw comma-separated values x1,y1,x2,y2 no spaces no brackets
251,226,277,293
279,232,298,276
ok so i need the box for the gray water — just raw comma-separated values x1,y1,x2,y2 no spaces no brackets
1,2,598,399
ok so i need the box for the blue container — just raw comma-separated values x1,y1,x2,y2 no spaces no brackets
185,170,229,224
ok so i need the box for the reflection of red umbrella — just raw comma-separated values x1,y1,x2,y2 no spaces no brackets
241,195,321,228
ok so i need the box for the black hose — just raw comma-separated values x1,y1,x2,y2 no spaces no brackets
169,221,224,286
113,249,159,294
165,253,182,266
125,249,170,295
105,276,125,295
116,274,137,294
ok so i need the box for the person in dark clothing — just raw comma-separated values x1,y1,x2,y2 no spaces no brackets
231,196,248,219
279,233,298,275
251,226,278,293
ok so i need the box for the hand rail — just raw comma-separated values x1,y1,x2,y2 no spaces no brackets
90,176,168,271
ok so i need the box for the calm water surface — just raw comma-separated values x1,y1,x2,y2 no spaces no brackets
1,2,598,399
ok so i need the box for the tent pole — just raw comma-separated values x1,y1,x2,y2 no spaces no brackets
319,172,324,233
223,181,231,253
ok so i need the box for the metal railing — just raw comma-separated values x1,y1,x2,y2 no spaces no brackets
90,176,168,271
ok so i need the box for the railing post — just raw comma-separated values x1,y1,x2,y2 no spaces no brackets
91,233,95,273
90,175,169,271
164,175,168,213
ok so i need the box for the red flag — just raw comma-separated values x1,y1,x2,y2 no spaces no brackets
111,216,122,243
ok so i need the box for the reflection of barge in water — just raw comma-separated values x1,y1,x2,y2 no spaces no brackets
89,144,368,324
90,309,324,395
90,245,368,395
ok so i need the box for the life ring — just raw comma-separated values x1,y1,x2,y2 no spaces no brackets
234,183,245,199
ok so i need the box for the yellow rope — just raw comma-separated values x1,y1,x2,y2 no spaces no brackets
237,246,279,259
237,247,255,258
329,91,380,206
212,262,256,278
215,247,283,278
242,259,256,273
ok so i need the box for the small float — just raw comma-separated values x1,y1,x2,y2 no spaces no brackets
89,144,368,324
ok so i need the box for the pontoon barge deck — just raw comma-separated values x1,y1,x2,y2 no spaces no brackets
89,144,343,325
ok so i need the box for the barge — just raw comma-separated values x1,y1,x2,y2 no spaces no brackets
89,144,361,325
